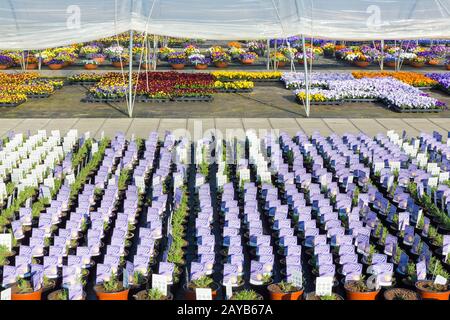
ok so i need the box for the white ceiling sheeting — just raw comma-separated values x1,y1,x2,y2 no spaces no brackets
0,0,449,50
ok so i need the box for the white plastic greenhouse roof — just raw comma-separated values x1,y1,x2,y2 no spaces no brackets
0,0,449,49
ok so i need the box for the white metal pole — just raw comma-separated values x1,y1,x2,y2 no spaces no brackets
274,40,278,71
380,40,384,71
301,34,310,118
266,39,270,70
128,30,134,118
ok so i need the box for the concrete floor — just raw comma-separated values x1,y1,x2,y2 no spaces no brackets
2,117,450,140
1,83,449,119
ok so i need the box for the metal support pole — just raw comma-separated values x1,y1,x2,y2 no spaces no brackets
128,30,134,118
380,40,384,71
301,34,310,118
274,40,278,71
266,39,270,70
153,35,158,70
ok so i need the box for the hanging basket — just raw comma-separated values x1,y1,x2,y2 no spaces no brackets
93,57,105,64
427,59,440,66
84,64,98,70
384,61,396,68
26,63,38,70
241,59,254,65
0,64,9,70
112,61,127,68
410,62,424,68
276,61,287,68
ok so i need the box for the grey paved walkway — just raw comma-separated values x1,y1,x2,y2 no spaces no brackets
1,118,450,139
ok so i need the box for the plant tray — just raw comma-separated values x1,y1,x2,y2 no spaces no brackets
390,105,443,113
416,86,433,90
252,78,281,82
438,86,450,95
0,101,25,108
135,96,171,103
27,94,52,99
172,96,213,102
296,97,343,105
216,88,253,93
82,95,125,103
344,98,378,103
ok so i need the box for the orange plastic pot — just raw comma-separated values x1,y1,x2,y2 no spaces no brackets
385,61,396,68
268,284,304,300
415,281,450,300
94,285,129,300
93,57,105,64
0,64,8,70
410,62,424,68
241,59,254,65
427,59,440,65
142,63,152,70
84,64,98,70
26,63,38,70
12,289,42,300
195,64,208,70
171,63,185,70
112,61,127,68
345,289,380,300
214,61,229,68
276,61,286,68
446,64,450,71
48,64,63,70
354,61,370,68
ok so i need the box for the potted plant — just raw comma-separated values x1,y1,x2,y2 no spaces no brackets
184,275,220,300
249,274,273,300
47,288,86,300
24,55,38,69
410,56,426,68
94,273,129,300
445,58,450,71
344,279,380,300
384,288,420,300
110,55,129,68
304,292,344,300
211,52,231,68
168,52,186,70
83,60,99,70
134,288,173,300
0,245,14,266
11,278,42,300
415,258,450,300
322,43,336,58
189,54,210,70
45,58,65,70
267,281,304,300
240,52,258,65
0,54,14,69
91,53,106,64
230,289,263,300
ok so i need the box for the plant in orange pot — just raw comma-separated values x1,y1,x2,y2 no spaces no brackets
11,278,42,300
267,281,304,300
94,272,129,300
189,54,210,70
240,52,258,65
410,56,426,68
45,58,65,70
344,278,380,300
270,52,288,68
83,59,99,70
91,53,106,64
110,55,129,68
415,257,450,300
211,51,231,68
168,51,186,70
0,55,14,69
24,55,38,69
183,275,220,300
445,58,450,70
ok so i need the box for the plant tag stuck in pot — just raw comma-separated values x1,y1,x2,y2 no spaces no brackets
292,270,303,288
152,274,168,296
434,275,447,286
0,233,12,251
315,276,333,296
196,288,212,300
225,283,233,300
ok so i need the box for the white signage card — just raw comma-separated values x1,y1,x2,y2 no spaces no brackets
0,233,12,251
315,276,333,296
0,288,11,300
292,270,303,289
152,274,168,296
195,288,212,300
434,275,447,286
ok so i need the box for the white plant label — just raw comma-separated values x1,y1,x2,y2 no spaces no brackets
195,288,212,300
315,276,333,296
152,274,168,296
0,233,12,251
292,270,303,289
225,283,233,300
0,288,11,300
434,275,447,286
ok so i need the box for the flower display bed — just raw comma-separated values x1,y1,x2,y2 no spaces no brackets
426,73,450,96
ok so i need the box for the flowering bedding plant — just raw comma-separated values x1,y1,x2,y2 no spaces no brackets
352,71,437,87
188,54,210,66
211,51,231,63
167,52,187,65
104,46,124,57
270,52,289,62
426,73,450,91
281,72,354,89
0,92,27,105
214,80,254,90
184,45,200,56
0,54,14,66
239,52,258,61
83,59,99,65
212,71,282,81
278,47,297,59
80,45,101,56
228,47,245,58
294,89,342,102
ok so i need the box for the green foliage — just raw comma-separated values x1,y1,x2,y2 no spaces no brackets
55,289,69,300
102,272,124,293
190,276,213,289
278,281,301,292
231,290,260,300
146,288,165,300
118,168,132,191
16,278,33,294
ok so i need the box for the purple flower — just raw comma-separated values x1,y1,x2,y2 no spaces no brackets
0,54,14,66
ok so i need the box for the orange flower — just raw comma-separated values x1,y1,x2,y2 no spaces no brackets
352,71,437,87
